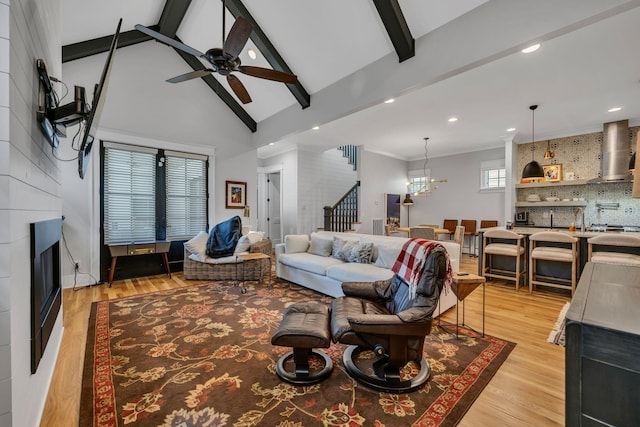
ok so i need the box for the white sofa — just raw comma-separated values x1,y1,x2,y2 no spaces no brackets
275,231,460,315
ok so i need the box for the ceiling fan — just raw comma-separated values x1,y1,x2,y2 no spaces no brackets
135,6,297,104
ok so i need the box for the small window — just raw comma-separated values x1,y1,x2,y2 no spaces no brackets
408,169,431,195
480,159,506,191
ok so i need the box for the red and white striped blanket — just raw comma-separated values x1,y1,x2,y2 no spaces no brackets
391,238,453,299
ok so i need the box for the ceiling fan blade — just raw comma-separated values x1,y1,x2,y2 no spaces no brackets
227,74,252,104
166,69,215,84
223,17,253,59
238,66,298,84
135,24,205,58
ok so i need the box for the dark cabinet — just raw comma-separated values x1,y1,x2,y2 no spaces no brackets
565,262,640,426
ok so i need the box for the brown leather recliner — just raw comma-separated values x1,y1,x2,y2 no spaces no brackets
330,248,447,393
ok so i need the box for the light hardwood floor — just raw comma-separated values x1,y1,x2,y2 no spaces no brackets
40,256,569,426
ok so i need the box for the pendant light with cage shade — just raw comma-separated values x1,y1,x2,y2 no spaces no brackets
521,105,545,181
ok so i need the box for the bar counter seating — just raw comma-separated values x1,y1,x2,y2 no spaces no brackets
529,231,579,295
588,234,640,266
481,229,527,291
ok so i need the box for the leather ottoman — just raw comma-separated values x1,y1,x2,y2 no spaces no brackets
271,301,333,384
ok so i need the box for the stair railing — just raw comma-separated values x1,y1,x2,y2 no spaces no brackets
323,181,360,232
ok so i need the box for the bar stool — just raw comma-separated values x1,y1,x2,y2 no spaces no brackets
475,220,498,258
460,219,477,257
481,229,527,291
442,219,458,239
529,231,579,296
587,234,640,266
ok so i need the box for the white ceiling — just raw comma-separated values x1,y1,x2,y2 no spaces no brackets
60,0,640,161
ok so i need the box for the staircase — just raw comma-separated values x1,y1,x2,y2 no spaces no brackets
338,145,357,170
323,181,360,232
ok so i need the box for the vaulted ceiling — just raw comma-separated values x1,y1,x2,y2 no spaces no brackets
60,0,640,160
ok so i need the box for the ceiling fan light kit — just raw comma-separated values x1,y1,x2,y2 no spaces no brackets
135,3,297,105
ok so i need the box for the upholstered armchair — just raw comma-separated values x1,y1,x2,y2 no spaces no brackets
330,247,448,392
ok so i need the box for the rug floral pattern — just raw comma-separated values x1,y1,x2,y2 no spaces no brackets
81,279,515,427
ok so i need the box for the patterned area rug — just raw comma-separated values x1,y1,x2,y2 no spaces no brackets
547,302,571,347
80,278,515,426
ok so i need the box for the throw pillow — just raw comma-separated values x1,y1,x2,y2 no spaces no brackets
374,245,402,269
234,235,252,254
247,231,265,244
307,235,333,257
337,240,357,261
284,234,310,253
348,242,374,264
332,237,348,259
184,231,208,259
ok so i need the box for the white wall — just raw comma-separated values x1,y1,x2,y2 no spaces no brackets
407,147,505,228
358,148,409,234
214,149,258,229
61,41,253,160
58,36,257,287
258,148,298,236
4,0,64,425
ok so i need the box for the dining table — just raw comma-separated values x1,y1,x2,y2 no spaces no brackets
395,226,451,238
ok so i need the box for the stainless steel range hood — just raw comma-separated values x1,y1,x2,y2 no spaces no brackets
587,119,633,183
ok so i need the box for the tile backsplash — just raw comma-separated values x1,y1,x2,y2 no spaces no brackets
517,125,640,228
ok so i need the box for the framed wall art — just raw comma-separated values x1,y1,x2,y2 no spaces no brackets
384,193,401,230
226,180,246,209
543,164,562,182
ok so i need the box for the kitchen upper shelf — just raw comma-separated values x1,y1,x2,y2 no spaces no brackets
515,179,589,188
515,201,588,207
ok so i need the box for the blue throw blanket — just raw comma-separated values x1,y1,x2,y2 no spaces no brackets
206,216,242,258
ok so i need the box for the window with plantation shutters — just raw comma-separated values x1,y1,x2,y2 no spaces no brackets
165,151,207,240
102,142,208,245
104,144,157,244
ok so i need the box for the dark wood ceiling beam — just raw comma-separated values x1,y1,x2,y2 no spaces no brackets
372,0,414,62
174,48,257,132
62,29,154,63
163,0,255,132
224,0,311,109
157,0,192,37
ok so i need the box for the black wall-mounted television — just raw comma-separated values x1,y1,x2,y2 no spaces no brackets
78,18,122,179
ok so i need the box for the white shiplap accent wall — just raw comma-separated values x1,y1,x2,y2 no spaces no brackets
296,147,357,234
0,2,10,425
4,1,63,426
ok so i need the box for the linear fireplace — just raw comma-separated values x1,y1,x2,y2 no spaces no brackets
30,218,62,374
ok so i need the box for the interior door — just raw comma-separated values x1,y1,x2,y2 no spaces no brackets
267,172,282,245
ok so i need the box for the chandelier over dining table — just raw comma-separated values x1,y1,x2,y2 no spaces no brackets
412,137,447,196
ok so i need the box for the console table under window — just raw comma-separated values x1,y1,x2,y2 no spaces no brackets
107,241,171,287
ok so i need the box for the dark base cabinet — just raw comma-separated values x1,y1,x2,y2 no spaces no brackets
565,263,640,427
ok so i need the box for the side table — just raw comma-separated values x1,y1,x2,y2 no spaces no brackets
440,272,486,338
235,252,271,293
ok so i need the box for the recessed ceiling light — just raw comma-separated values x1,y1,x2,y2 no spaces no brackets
312,126,320,131
506,127,516,132
608,107,622,112
521,43,540,54
268,142,275,146
248,49,257,60
384,98,394,104
448,117,458,123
